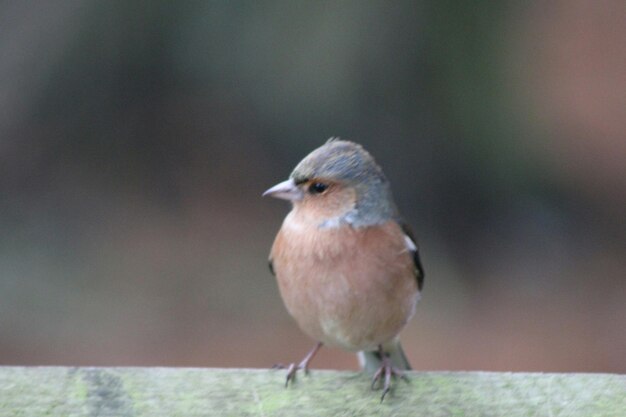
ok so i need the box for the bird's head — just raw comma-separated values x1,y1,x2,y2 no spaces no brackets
263,139,397,227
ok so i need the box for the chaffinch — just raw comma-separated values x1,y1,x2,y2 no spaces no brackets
263,138,424,401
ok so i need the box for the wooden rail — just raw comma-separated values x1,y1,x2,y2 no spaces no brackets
0,367,624,416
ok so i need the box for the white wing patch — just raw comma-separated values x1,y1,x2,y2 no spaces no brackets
404,234,417,252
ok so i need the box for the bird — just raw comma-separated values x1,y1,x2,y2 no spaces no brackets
263,138,424,401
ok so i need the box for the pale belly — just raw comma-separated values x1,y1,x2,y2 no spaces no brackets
271,218,419,351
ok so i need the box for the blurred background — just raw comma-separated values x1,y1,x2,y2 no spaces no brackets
1,1,625,373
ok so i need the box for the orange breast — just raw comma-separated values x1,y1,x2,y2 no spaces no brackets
270,214,419,351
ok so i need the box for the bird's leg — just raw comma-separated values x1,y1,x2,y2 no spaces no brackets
371,345,406,402
283,342,323,387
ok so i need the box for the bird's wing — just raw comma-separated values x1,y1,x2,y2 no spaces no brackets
398,221,424,291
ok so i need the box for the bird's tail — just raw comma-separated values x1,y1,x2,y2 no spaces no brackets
357,340,412,373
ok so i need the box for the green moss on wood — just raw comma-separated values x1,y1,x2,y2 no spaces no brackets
0,367,624,416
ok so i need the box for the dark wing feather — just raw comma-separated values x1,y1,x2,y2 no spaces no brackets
399,221,424,291
268,259,275,276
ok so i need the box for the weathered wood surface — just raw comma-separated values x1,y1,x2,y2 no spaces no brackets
0,367,624,416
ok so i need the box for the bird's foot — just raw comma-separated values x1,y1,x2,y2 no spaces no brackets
284,361,305,386
272,362,307,386
274,342,323,387
371,351,408,402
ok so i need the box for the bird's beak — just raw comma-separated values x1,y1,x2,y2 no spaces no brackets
262,178,304,201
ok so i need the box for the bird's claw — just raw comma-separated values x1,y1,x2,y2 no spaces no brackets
285,362,298,386
272,362,303,386
283,361,312,386
276,342,322,387
371,358,408,402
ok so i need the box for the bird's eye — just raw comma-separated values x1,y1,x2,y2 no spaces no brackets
308,182,328,194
